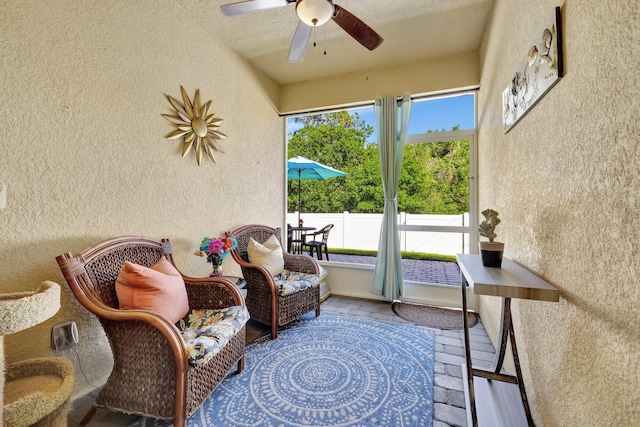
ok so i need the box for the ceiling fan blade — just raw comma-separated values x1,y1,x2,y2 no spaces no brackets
332,4,383,51
288,22,312,63
220,0,290,17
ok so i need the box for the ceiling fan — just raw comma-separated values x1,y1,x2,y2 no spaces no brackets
220,0,383,63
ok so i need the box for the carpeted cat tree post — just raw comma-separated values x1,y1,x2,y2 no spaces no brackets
1,281,75,427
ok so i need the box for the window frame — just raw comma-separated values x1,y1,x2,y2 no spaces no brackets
284,90,479,257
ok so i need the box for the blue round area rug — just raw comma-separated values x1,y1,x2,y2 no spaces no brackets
136,313,435,427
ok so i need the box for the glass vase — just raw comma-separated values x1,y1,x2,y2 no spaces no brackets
210,263,223,278
209,264,222,277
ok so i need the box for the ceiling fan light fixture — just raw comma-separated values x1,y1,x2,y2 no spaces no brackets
296,0,334,27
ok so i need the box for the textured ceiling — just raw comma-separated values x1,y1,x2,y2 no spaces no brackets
211,0,494,85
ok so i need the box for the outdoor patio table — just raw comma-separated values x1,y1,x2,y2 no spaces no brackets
289,226,315,254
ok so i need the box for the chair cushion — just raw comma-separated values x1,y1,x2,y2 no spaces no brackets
177,306,249,366
247,235,285,276
274,270,321,296
318,265,328,281
115,257,189,323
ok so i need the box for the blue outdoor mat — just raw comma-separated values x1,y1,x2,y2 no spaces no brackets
135,313,435,427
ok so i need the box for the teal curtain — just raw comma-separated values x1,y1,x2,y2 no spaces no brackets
372,94,412,301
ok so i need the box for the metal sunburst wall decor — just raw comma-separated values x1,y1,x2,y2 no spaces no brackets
162,86,226,166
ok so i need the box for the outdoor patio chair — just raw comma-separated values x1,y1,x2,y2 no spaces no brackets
56,236,248,427
286,223,295,253
303,224,334,260
228,224,321,339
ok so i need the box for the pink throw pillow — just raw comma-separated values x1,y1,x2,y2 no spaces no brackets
115,256,189,323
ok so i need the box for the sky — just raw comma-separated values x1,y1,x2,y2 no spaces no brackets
287,93,475,143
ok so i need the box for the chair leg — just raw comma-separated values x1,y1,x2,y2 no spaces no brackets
173,382,187,427
237,356,245,374
316,245,323,260
271,301,279,339
324,245,329,260
79,405,97,426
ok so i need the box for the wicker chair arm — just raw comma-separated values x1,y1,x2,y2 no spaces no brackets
83,304,189,371
181,276,245,309
230,250,279,295
230,251,277,281
282,252,320,274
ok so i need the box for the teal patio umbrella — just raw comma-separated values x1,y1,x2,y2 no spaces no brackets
287,156,347,225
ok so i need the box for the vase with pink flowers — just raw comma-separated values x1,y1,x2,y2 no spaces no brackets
195,236,237,277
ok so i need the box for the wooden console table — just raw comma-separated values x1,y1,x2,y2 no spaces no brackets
456,254,559,427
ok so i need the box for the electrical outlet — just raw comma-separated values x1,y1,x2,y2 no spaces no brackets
51,321,79,350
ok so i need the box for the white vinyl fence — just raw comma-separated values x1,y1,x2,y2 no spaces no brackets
287,212,470,256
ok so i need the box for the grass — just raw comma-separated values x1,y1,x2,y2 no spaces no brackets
327,248,457,263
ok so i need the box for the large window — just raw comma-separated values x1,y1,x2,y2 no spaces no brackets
400,93,477,258
286,92,477,281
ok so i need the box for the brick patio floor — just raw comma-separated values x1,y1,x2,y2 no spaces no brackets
323,253,462,286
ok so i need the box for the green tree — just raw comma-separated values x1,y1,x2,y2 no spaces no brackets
287,111,376,214
414,137,469,215
287,112,469,216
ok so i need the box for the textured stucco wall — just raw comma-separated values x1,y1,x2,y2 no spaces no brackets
478,1,639,425
278,51,480,114
0,0,284,398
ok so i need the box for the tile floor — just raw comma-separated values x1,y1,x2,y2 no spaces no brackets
69,295,495,427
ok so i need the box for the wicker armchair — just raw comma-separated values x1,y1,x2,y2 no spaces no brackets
229,224,321,339
56,236,247,427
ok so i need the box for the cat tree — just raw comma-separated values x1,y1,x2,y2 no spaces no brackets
1,281,74,427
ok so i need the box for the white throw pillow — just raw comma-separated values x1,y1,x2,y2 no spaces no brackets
247,235,285,276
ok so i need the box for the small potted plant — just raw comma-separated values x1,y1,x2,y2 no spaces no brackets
478,209,504,267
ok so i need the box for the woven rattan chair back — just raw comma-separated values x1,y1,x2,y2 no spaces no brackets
75,238,167,309
229,224,321,339
56,236,246,427
233,224,284,263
